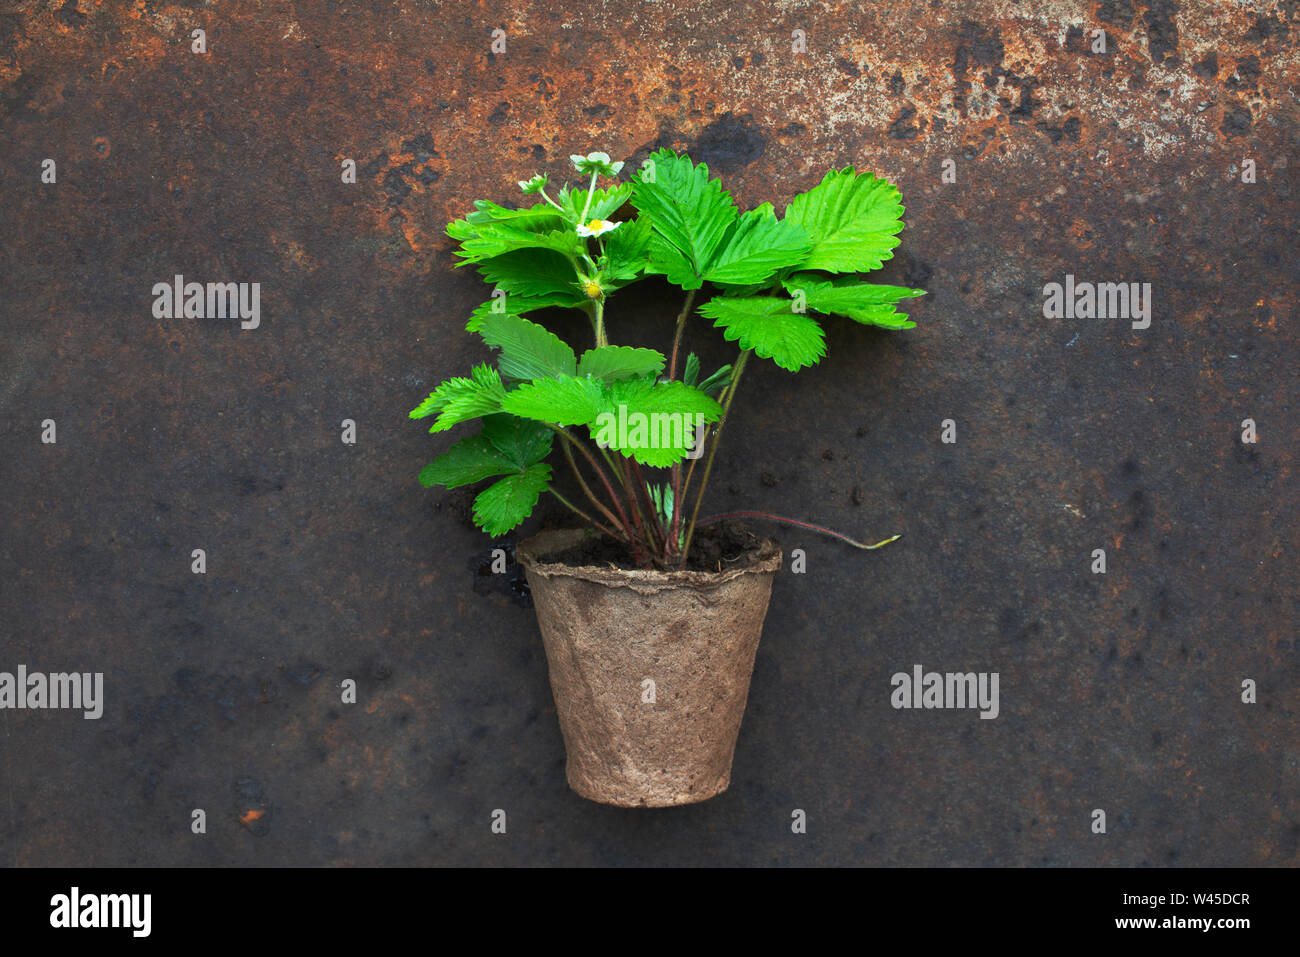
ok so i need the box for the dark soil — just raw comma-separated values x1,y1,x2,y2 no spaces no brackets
545,521,768,573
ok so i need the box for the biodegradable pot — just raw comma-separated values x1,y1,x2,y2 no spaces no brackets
517,528,782,808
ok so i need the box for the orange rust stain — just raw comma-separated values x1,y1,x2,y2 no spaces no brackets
401,218,428,253
271,232,317,270
239,809,264,824
1068,218,1093,249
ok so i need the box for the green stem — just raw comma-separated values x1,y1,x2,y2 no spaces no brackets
593,297,607,348
549,488,622,541
667,289,696,381
668,461,685,560
538,188,564,211
594,441,619,475
680,349,750,565
578,170,599,222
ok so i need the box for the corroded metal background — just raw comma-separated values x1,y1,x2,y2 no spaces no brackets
1,0,1296,866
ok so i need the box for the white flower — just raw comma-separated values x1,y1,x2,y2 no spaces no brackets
518,173,548,193
570,152,624,177
576,218,621,238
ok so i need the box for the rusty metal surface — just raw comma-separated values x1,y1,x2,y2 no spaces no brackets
1,0,1296,866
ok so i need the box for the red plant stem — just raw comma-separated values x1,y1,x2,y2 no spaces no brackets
695,511,902,550
565,433,633,534
628,458,665,554
618,456,657,557
665,291,697,560
551,427,637,546
557,434,627,539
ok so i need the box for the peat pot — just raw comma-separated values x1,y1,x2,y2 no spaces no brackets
517,528,783,807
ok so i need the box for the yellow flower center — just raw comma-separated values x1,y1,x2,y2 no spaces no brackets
586,219,605,231
584,281,602,298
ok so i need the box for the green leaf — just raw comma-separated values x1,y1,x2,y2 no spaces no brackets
576,345,666,381
702,203,812,285
559,183,633,222
409,388,447,420
782,274,924,329
479,413,554,470
698,296,826,372
682,352,700,387
709,281,768,298
428,365,508,431
472,463,552,536
631,149,738,290
474,248,581,301
465,292,584,332
645,481,674,527
641,234,698,290
448,200,571,266
604,377,722,416
600,216,652,282
419,433,514,489
501,375,605,425
476,312,577,380
697,363,732,397
504,373,721,466
452,224,583,265
419,415,552,512
784,167,905,273
418,415,554,534
591,377,722,466
410,364,508,431
450,199,564,234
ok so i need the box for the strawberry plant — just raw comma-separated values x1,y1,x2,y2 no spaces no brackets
410,149,925,569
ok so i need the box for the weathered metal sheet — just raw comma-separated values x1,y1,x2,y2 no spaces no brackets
1,1,1295,865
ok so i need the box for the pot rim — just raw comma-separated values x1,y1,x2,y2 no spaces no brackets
517,527,782,590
